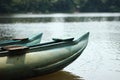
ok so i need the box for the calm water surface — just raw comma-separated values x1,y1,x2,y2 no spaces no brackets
0,13,120,80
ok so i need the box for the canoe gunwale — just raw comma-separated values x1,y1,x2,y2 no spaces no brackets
29,32,89,51
0,32,89,57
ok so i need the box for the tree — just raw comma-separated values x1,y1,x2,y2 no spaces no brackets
51,0,75,13
0,0,12,13
79,0,104,12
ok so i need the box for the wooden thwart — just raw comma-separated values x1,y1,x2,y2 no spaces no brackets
12,38,29,41
2,45,29,56
4,46,28,51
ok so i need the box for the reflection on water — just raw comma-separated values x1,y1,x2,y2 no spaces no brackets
27,71,83,80
0,13,120,80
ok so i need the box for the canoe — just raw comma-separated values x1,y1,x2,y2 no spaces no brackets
0,33,43,47
0,32,89,80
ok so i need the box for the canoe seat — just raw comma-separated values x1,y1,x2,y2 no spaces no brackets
12,38,29,41
52,38,74,42
2,45,29,55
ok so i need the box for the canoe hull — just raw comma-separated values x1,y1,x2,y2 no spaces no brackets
0,32,89,80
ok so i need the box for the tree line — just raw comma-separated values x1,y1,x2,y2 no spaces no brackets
0,0,120,13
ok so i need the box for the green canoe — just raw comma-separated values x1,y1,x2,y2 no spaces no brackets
0,33,43,47
0,32,89,80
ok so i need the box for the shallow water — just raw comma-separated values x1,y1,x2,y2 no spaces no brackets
0,13,120,80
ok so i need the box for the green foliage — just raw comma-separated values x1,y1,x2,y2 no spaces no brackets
0,0,120,13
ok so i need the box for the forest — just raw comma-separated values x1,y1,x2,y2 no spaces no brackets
0,0,120,13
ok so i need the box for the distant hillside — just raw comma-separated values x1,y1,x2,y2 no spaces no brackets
0,0,120,13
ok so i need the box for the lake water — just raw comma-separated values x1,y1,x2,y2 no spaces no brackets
0,13,120,80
